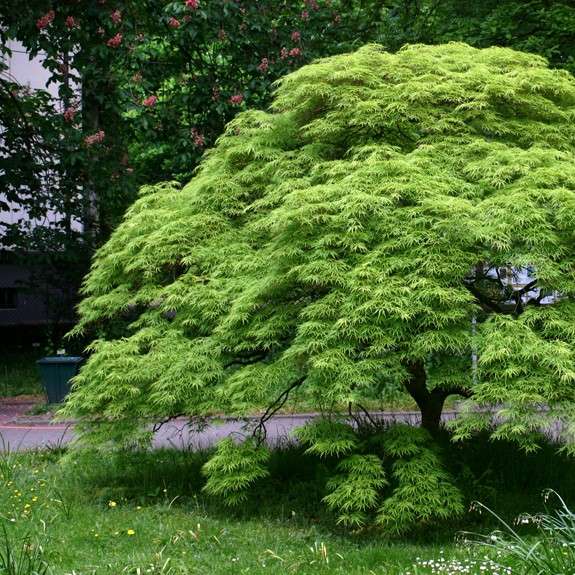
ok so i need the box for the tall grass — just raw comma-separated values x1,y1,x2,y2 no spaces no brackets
471,490,575,574
0,525,49,575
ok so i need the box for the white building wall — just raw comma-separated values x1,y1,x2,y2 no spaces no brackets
1,40,82,233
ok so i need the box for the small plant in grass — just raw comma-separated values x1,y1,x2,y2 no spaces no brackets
0,436,15,482
470,490,575,574
0,524,49,575
121,546,173,575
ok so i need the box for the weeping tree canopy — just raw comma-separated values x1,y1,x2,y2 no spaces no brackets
66,43,575,531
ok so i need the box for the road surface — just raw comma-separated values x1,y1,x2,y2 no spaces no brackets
0,411,433,451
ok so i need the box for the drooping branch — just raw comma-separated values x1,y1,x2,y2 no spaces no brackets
432,385,473,402
152,413,185,433
355,402,379,428
252,376,305,444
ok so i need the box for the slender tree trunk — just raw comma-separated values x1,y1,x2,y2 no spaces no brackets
81,78,101,245
404,360,446,435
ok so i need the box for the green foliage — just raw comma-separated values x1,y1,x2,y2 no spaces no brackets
378,1,575,75
67,43,575,530
377,426,464,534
0,351,43,398
323,454,387,527
296,419,358,458
202,438,270,506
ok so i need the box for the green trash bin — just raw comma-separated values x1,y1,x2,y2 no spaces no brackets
36,356,84,404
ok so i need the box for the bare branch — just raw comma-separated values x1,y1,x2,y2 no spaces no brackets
252,376,305,444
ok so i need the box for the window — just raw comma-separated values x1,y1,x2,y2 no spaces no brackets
0,288,17,309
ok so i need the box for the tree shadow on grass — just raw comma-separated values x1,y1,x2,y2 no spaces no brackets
48,432,575,543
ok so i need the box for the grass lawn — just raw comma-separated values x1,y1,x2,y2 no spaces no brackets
0,447,519,575
2,438,572,575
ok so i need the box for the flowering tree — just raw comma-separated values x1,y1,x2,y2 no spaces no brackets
65,43,575,531
0,0,382,338
1,1,382,230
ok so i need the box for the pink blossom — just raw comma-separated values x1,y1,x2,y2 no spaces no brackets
65,16,77,29
36,10,55,30
258,57,269,72
300,10,309,20
291,30,301,42
191,128,205,147
305,0,319,10
107,33,122,48
229,94,243,105
289,47,302,58
142,95,157,107
84,130,105,146
280,47,289,60
185,0,199,8
110,9,122,24
168,17,180,29
63,108,76,122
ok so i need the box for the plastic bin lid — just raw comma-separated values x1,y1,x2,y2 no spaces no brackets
36,356,84,365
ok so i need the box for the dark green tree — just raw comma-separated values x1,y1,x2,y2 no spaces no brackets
378,0,575,74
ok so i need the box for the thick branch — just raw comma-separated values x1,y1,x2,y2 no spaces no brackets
223,352,268,370
432,385,473,401
463,281,505,314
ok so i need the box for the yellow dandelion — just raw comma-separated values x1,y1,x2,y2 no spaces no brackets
108,501,117,508
127,529,135,536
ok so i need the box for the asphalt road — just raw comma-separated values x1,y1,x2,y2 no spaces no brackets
0,412,432,451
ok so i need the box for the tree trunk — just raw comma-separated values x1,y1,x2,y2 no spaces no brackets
404,361,447,436
81,82,100,245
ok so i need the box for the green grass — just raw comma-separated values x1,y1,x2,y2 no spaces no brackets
0,450,457,575
0,351,43,397
0,438,573,574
